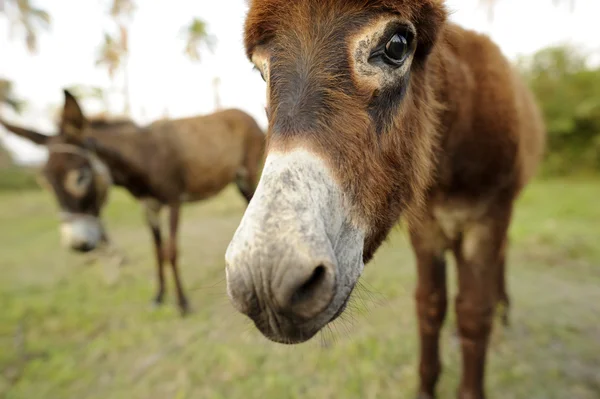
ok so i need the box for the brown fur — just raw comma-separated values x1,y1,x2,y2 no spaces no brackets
0,91,265,314
244,1,545,398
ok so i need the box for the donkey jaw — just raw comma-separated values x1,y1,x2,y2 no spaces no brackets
257,284,356,345
225,149,365,343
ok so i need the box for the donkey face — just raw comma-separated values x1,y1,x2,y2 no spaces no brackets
42,144,111,252
1,90,112,252
226,0,447,343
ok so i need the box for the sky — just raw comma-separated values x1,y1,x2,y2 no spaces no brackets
1,0,599,164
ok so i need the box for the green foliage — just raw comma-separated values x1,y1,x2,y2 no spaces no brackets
182,18,216,62
519,45,600,175
0,78,32,189
1,0,51,53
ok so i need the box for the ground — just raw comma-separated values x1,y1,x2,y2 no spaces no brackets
0,178,599,399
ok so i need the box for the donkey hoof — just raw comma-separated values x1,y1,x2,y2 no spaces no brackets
152,294,165,308
178,300,191,317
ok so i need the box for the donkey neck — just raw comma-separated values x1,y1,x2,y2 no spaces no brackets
87,125,160,200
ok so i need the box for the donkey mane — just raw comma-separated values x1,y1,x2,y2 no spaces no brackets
87,117,137,130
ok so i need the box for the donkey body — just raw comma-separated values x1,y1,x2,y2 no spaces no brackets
225,1,545,398
1,91,265,314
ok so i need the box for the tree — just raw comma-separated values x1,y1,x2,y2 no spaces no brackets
0,1,46,162
96,32,124,81
95,0,134,116
519,45,600,174
0,79,25,168
182,18,218,110
0,1,48,177
109,0,135,20
1,0,50,53
182,18,215,62
109,0,133,115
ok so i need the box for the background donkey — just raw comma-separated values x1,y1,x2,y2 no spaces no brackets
225,1,546,398
1,90,265,315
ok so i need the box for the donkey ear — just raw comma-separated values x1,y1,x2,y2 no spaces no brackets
0,118,50,145
60,89,87,138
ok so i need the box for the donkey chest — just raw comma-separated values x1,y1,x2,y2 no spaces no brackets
431,198,490,241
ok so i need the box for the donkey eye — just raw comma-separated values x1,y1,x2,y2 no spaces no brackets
77,169,91,186
383,33,410,65
65,168,92,197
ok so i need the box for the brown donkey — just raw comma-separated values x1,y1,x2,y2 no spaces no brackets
225,1,545,398
1,90,265,315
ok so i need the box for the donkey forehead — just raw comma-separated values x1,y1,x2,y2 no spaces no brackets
45,151,89,173
245,0,444,55
246,3,376,56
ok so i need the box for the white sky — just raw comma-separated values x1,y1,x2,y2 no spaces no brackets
1,0,599,164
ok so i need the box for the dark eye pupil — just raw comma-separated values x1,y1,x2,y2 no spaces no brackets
77,170,89,185
385,34,408,62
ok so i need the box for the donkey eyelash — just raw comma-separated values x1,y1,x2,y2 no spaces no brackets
253,65,266,82
368,24,415,58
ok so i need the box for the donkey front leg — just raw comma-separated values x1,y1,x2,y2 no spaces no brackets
410,222,449,399
167,203,190,316
452,208,511,399
495,236,510,327
144,200,166,306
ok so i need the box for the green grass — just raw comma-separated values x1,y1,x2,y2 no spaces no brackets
0,178,599,399
0,167,41,193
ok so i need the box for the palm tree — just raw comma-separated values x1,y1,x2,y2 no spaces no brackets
96,32,124,81
0,79,25,168
182,18,218,110
95,0,134,116
110,0,133,115
1,0,50,53
109,0,135,21
182,18,216,62
117,24,131,115
480,0,575,20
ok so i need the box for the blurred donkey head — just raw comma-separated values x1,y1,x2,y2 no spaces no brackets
1,90,135,252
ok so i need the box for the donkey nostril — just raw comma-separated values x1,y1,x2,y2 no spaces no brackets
292,265,327,305
286,264,334,319
73,242,95,253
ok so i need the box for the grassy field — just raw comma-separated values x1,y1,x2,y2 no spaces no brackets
0,178,599,399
